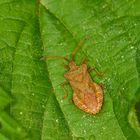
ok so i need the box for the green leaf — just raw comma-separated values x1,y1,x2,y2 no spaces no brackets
39,0,140,139
0,0,50,139
42,93,73,140
0,0,140,140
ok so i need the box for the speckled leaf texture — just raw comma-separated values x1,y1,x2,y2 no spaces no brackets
0,0,140,140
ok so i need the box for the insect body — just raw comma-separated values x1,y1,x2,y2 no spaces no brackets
47,36,103,114
64,61,103,114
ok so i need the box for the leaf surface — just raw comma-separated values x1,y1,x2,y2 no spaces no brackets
0,0,140,140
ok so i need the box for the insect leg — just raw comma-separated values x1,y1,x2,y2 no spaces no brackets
61,81,69,99
81,58,88,64
88,67,104,77
61,63,69,70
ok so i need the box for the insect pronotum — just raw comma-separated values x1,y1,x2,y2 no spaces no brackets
46,36,103,114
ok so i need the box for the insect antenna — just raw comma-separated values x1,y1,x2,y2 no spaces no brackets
71,35,92,61
42,56,70,62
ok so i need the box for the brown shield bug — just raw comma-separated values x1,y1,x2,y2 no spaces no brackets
45,36,103,114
